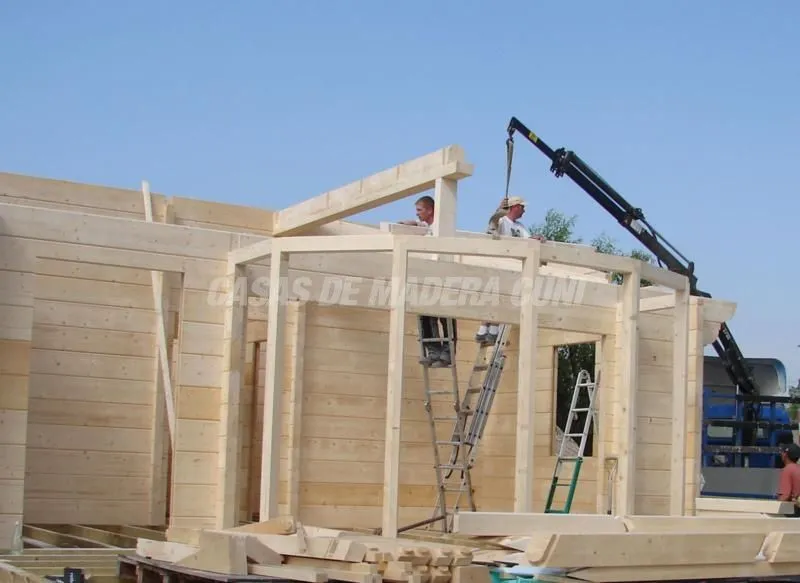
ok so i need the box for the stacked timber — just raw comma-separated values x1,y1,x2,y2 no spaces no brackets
453,511,800,582
135,517,492,583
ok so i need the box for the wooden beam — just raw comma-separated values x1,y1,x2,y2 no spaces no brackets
27,238,195,273
308,220,381,236
616,267,640,515
624,515,800,533
143,184,175,526
594,335,613,515
218,261,248,528
452,512,627,536
399,234,533,259
639,293,675,312
381,240,408,538
248,248,620,309
640,261,689,290
259,246,289,520
229,238,271,266
540,242,635,274
232,235,397,266
514,247,540,511
244,265,616,333
431,177,457,262
528,532,767,568
285,300,307,518
141,180,176,449
670,280,690,515
0,201,264,261
273,145,472,236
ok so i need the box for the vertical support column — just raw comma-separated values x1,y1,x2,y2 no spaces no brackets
616,267,640,516
594,335,613,514
513,246,540,512
285,300,307,518
670,281,690,515
684,297,705,515
0,241,34,549
382,240,408,538
432,178,457,237
260,245,289,520
217,261,248,528
431,177,458,262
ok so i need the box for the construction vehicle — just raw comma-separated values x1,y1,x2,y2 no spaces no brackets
702,355,793,498
503,116,798,498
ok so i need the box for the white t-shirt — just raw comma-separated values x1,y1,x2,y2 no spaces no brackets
496,216,531,238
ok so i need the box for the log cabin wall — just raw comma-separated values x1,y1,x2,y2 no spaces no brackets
0,172,273,545
245,307,602,529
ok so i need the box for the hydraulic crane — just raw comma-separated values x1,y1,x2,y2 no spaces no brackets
504,116,769,449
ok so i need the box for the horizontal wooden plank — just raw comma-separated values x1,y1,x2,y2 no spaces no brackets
26,424,150,453
30,349,153,382
22,498,151,525
24,449,152,478
0,201,265,261
32,324,155,358
34,300,156,333
0,411,27,446
27,398,152,430
23,474,151,501
28,374,153,405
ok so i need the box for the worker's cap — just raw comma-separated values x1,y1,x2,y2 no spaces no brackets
505,196,526,208
781,443,800,462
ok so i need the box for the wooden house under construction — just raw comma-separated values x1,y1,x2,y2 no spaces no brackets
0,144,738,549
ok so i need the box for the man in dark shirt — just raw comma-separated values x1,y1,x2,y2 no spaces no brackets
777,443,800,516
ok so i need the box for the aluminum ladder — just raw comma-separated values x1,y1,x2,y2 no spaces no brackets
544,368,599,514
409,320,512,533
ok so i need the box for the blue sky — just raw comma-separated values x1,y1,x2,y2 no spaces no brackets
2,1,798,385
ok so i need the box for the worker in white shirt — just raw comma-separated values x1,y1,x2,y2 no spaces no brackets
397,195,434,232
477,195,544,345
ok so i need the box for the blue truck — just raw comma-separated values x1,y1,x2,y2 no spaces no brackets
701,355,796,499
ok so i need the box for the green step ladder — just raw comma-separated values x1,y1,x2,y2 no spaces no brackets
544,369,599,514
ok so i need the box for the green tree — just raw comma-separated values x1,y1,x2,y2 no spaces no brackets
529,209,582,244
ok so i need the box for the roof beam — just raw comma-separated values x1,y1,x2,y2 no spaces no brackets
273,145,473,236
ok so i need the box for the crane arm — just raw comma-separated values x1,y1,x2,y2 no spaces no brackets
505,116,759,400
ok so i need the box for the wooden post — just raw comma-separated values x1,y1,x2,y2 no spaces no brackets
670,281,690,515
432,178,457,237
513,246,540,511
285,300,307,518
616,267,640,516
218,261,248,528
382,240,408,538
594,334,613,515
685,297,706,515
260,246,289,520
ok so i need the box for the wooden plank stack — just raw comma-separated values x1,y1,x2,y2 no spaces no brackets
451,512,800,582
136,517,492,583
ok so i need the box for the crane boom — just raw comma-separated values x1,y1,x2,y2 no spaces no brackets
505,117,759,403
